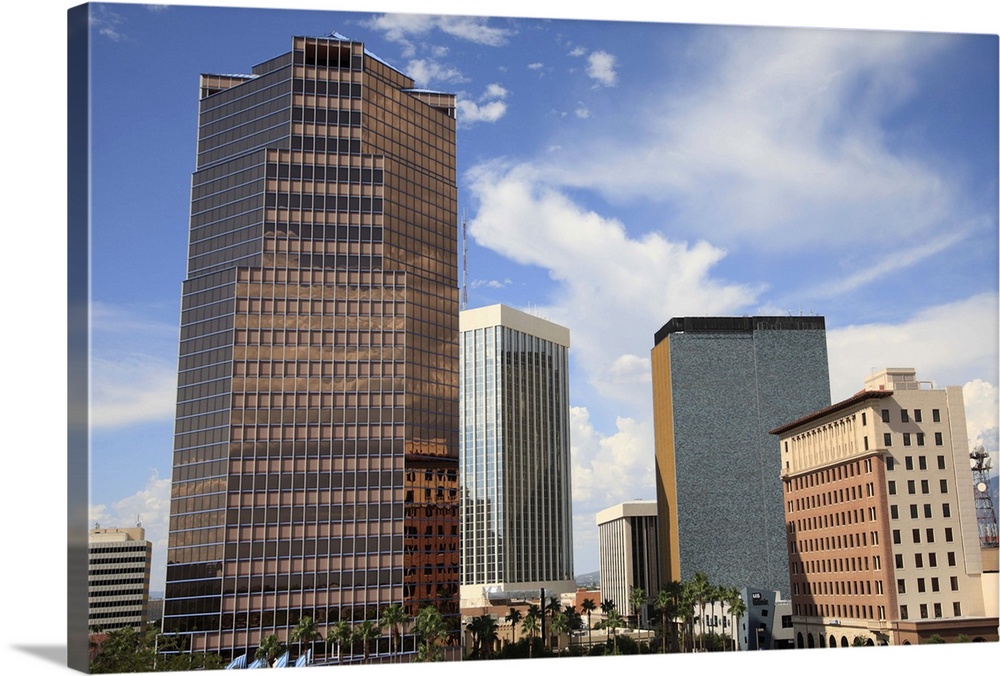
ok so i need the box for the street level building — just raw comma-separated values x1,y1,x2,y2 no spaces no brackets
89,525,152,633
772,367,999,646
162,34,460,661
651,316,831,596
459,305,575,608
596,500,660,626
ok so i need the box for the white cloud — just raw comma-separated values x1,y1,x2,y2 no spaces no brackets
528,62,543,70
90,5,126,41
570,406,654,505
365,14,513,47
574,104,590,119
90,472,172,594
404,58,466,87
90,302,178,429
586,50,617,87
826,292,999,402
963,379,999,455
568,46,587,58
471,277,512,289
457,83,509,127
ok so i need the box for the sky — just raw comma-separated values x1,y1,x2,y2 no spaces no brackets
3,1,999,674
80,1,1000,597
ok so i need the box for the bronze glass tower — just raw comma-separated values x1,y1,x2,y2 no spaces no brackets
162,35,459,661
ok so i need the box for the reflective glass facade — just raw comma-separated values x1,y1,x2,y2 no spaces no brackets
458,306,574,600
163,36,459,660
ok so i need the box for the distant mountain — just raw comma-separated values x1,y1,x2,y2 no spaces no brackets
575,571,600,588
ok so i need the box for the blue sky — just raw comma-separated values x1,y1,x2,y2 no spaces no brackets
1,2,997,675
77,2,1000,598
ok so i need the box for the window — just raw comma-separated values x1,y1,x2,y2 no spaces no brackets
905,456,914,470
912,528,921,543
924,504,932,518
920,604,928,619
862,412,867,426
928,552,937,567
932,409,941,423
897,579,906,593
950,576,959,591
901,409,909,422
910,504,918,518
915,553,923,568
937,455,946,470
933,603,942,618
907,480,916,494
926,528,934,543
884,433,893,447
900,605,908,620
921,479,929,494
891,505,899,519
888,480,896,495
917,578,926,593
893,529,901,544
916,432,925,446
914,409,922,423
903,433,911,446
940,479,948,494
918,456,927,470
934,432,943,446
886,456,894,471
931,578,939,592
947,552,956,566
781,615,793,629
882,410,891,423
864,436,869,450
895,554,904,569
945,527,953,542
953,602,962,616
942,503,951,518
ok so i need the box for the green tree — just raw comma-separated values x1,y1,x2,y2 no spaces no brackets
687,571,711,652
520,613,540,658
505,606,523,646
581,598,597,648
602,609,625,654
925,634,947,644
550,610,570,654
467,613,499,658
629,586,647,629
290,615,321,662
726,588,746,651
327,619,354,664
255,634,285,667
354,619,380,661
379,603,407,662
414,605,448,662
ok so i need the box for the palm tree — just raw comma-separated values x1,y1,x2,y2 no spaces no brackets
678,580,698,653
505,607,523,646
353,619,380,661
653,587,671,653
379,604,407,662
629,586,647,629
550,611,570,655
726,588,746,651
289,615,321,662
602,609,624,654
687,571,710,652
581,598,597,649
413,605,448,662
520,613,540,658
326,619,354,664
545,596,561,647
470,614,499,658
255,634,285,667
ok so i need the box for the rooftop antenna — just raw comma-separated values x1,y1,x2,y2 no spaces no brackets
460,211,469,311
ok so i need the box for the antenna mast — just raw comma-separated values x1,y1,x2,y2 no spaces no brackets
460,211,469,311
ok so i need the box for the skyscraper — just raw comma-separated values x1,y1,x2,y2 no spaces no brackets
162,34,460,661
89,525,152,634
651,316,831,596
772,367,998,646
458,305,575,608
596,501,660,625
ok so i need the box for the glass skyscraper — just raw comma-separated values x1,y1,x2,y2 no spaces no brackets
162,34,460,662
458,305,575,607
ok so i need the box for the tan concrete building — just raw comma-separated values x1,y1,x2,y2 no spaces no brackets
596,501,659,626
89,525,152,633
772,368,999,646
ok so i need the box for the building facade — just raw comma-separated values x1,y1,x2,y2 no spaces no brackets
89,525,152,633
651,316,831,595
773,368,999,646
162,34,460,661
458,305,575,608
596,500,660,625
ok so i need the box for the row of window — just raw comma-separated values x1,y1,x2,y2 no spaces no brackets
879,408,941,424
894,551,958,568
891,526,955,544
899,601,960,620
897,575,960,594
888,478,950,495
889,502,952,519
883,432,943,447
